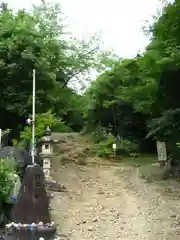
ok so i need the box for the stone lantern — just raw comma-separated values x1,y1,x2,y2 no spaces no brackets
37,127,54,180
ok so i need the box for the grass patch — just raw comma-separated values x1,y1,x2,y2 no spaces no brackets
120,154,164,182
139,164,165,182
114,154,165,182
114,154,157,166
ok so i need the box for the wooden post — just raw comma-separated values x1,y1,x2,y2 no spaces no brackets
112,143,116,157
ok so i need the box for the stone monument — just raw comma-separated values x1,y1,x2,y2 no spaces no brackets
156,141,167,166
6,164,56,239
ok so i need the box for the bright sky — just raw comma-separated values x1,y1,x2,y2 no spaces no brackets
6,0,162,58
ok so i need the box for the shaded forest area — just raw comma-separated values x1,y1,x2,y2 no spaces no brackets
85,0,180,165
1,1,180,168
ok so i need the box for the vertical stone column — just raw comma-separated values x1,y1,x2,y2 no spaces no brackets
43,157,51,180
38,127,54,180
156,141,167,166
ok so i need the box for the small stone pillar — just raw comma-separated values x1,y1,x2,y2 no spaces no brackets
37,127,54,180
156,141,167,166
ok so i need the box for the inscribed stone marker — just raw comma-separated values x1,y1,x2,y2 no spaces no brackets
156,141,167,161
11,164,50,223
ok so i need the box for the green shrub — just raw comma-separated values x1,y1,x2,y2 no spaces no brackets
116,139,139,156
91,125,139,158
95,138,139,158
95,135,116,157
19,110,59,146
91,126,111,143
0,158,15,203
52,121,73,133
12,139,18,146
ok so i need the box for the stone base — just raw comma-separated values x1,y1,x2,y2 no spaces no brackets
45,179,67,193
11,164,51,223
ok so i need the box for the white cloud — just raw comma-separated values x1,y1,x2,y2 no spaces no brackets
60,0,161,58
6,0,161,58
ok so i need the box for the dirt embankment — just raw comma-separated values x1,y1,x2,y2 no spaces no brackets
51,133,180,240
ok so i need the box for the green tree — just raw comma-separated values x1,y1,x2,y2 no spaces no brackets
85,0,180,162
0,1,102,138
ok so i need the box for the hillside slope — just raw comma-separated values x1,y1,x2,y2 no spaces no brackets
52,132,106,165
50,132,180,240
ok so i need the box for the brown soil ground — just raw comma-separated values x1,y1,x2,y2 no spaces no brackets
51,133,180,240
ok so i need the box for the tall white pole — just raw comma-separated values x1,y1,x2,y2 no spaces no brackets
160,0,165,16
161,0,163,15
32,69,36,164
0,128,2,149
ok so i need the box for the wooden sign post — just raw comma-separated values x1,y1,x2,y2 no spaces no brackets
112,143,116,157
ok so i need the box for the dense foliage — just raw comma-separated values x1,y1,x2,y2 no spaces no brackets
0,158,15,203
0,1,103,140
1,0,180,166
85,0,180,161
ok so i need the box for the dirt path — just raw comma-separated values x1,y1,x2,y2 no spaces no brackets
51,163,180,240
50,133,180,239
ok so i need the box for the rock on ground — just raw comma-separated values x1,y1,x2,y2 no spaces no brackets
51,163,180,240
50,133,180,239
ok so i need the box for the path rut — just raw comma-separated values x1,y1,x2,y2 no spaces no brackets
51,163,180,239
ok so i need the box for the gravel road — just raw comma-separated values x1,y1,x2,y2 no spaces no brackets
51,163,180,240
